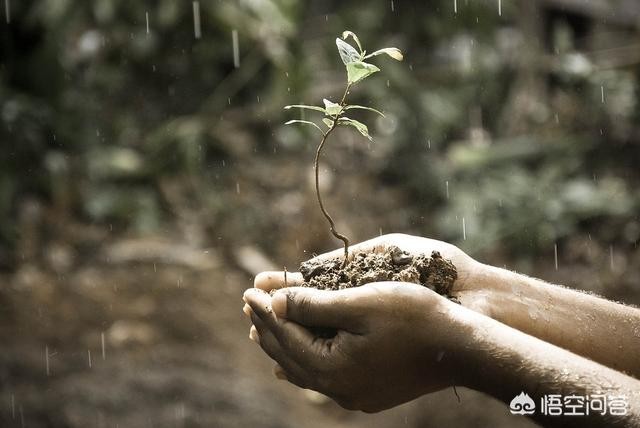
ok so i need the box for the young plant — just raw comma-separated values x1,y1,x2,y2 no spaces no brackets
284,31,403,267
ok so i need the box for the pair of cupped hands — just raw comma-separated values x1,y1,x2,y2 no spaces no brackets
242,234,490,413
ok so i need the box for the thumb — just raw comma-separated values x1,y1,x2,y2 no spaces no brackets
271,287,364,330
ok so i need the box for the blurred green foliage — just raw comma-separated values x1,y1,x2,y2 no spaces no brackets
1,1,639,263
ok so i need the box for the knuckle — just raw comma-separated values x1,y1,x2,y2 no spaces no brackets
295,292,315,320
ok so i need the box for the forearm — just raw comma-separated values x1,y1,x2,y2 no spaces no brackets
449,304,640,427
455,263,640,378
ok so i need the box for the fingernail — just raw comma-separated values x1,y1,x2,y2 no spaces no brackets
271,291,287,318
249,325,259,343
242,304,251,316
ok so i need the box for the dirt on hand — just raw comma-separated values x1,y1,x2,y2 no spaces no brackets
299,246,457,296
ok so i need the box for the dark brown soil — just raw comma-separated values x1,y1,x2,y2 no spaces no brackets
299,246,457,296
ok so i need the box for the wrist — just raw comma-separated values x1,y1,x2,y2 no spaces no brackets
423,297,481,390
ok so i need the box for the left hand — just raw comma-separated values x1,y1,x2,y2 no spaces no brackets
242,282,468,413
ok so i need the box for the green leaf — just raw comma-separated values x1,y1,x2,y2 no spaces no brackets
344,105,385,117
322,118,334,128
284,104,326,113
336,38,361,65
341,30,362,52
338,117,372,141
346,61,380,84
364,47,404,61
285,120,325,135
323,99,342,116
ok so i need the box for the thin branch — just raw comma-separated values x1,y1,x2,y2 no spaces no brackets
314,83,352,267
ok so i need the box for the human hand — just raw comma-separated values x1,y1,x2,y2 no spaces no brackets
254,234,493,316
243,282,468,413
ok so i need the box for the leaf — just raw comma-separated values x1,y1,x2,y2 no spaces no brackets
342,30,362,52
364,47,404,61
338,117,372,141
336,38,361,65
322,99,342,116
346,61,380,85
284,120,325,135
322,118,334,128
344,105,385,117
284,104,326,113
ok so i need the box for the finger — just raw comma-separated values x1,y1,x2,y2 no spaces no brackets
243,303,253,317
270,286,367,331
244,288,278,327
250,315,312,389
250,302,326,368
254,271,305,292
249,325,259,343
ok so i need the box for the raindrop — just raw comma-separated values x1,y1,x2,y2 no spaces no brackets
101,332,106,360
379,227,383,236
4,0,9,24
462,217,466,240
386,79,390,88
88,349,92,368
236,182,240,194
256,95,260,103
145,11,150,34
232,29,240,68
45,345,50,376
445,181,449,199
176,402,185,422
192,1,202,39
11,394,15,419
610,245,614,270
601,85,605,104
498,0,502,16
554,243,558,270
554,113,559,124
454,0,458,14
427,139,431,149
390,0,395,12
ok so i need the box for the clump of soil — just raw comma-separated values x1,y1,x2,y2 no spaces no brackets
299,246,457,296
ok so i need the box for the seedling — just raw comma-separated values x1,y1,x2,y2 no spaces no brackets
284,31,403,267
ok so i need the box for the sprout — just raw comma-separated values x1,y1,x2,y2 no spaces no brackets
284,31,403,267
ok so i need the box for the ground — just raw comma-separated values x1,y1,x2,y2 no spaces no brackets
0,232,538,428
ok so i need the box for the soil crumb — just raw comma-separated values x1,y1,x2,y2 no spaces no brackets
299,246,457,296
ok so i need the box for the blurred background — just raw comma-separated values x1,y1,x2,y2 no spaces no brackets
1,1,639,427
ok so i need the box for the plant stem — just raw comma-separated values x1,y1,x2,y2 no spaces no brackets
314,83,352,267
